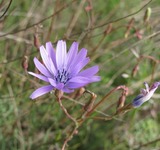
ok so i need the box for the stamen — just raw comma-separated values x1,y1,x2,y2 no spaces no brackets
55,69,70,84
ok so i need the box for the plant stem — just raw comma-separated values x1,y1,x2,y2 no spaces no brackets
85,85,127,117
57,98,77,126
57,97,79,150
62,126,78,150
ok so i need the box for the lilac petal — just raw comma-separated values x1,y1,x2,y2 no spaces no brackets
133,88,157,108
56,40,67,69
48,78,56,87
144,82,149,92
30,85,54,99
49,58,57,75
78,66,99,77
132,81,160,108
150,81,160,90
33,57,52,78
67,82,87,89
56,83,64,90
133,94,144,102
132,94,144,107
140,89,147,95
40,46,56,75
63,87,74,93
28,72,49,82
73,48,87,66
67,76,100,89
68,48,87,72
69,76,100,84
70,58,90,76
46,42,57,68
69,76,90,83
67,76,89,89
89,76,101,82
66,42,78,69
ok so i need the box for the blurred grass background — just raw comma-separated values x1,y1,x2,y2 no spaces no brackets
0,0,160,149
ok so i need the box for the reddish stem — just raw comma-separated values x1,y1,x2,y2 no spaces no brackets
85,85,127,117
57,98,77,125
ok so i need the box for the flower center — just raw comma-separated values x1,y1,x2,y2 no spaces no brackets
55,69,70,84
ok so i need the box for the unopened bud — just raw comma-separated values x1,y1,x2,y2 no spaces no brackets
34,34,41,49
117,87,128,110
135,30,143,40
74,129,78,135
22,56,29,72
117,95,126,109
75,87,85,98
105,23,112,35
84,92,97,112
85,5,92,12
144,7,152,23
125,18,135,38
85,0,92,12
132,64,139,77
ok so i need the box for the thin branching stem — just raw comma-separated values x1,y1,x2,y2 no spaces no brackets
56,92,79,150
71,0,153,37
0,0,77,37
62,126,78,150
85,86,127,117
57,97,77,126
0,0,12,19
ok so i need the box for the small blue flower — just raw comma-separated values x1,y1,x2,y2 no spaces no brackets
132,82,160,108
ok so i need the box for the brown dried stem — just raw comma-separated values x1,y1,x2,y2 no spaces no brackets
55,90,79,150
0,0,77,37
57,98,77,126
85,85,128,118
62,125,78,150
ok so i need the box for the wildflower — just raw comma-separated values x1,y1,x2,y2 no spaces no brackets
132,82,160,108
29,40,100,99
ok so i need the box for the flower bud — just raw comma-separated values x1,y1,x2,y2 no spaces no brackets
144,7,152,23
22,56,28,72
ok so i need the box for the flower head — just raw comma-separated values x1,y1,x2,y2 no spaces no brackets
132,81,160,108
29,40,101,99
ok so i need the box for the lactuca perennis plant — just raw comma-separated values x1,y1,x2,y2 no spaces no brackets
29,40,101,99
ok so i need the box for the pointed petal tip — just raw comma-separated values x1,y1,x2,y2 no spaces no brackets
86,57,90,61
39,45,45,50
72,41,79,45
57,40,65,44
70,41,79,50
29,95,35,100
29,85,54,99
56,40,67,69
46,41,53,48
33,57,38,61
28,71,32,74
46,41,52,45
91,76,101,82
93,65,99,72
28,71,35,76
29,92,37,100
151,81,160,89
80,48,88,55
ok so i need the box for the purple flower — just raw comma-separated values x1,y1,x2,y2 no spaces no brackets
132,82,160,108
29,40,101,99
